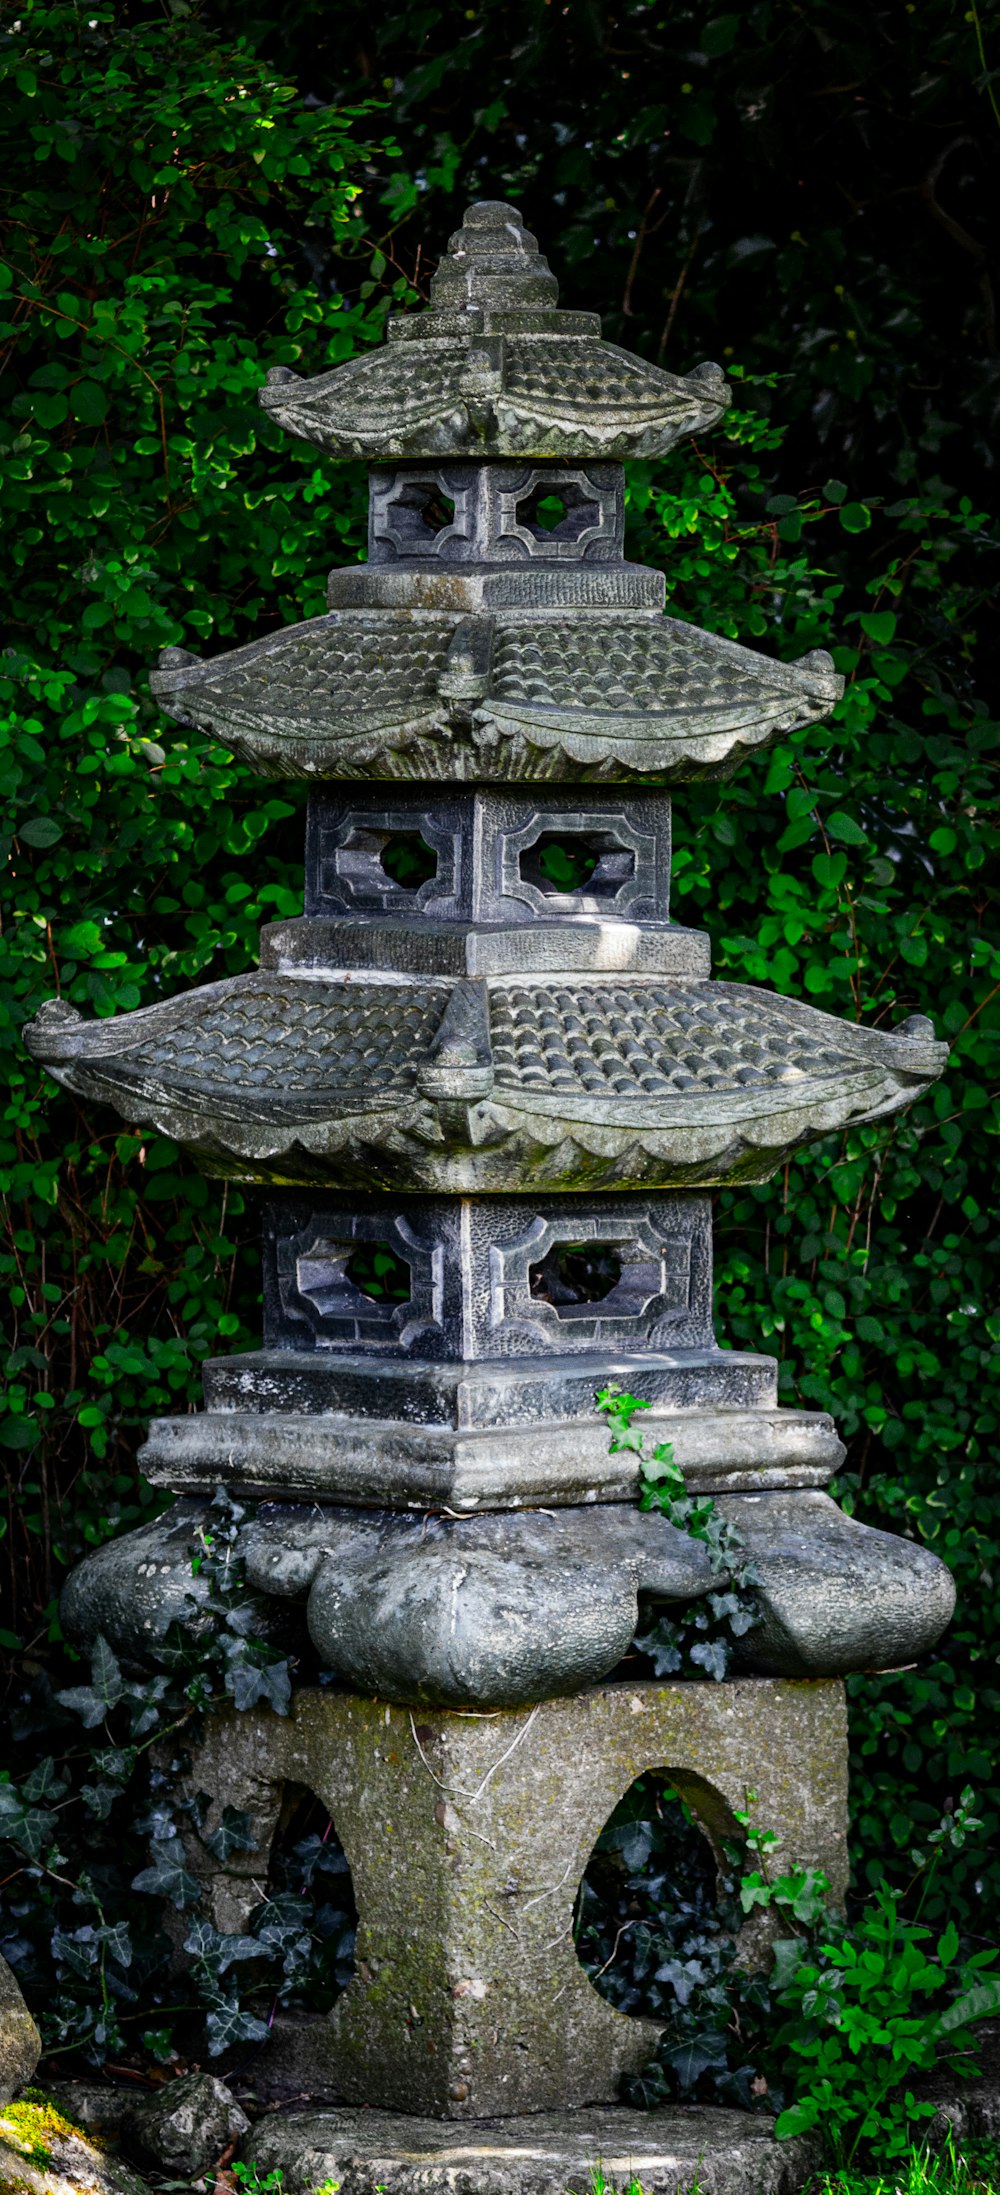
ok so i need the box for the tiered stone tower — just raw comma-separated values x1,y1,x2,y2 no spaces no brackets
27,204,956,2168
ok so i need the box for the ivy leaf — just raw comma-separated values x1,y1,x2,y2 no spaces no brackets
91,1636,124,1710
55,1685,108,1730
21,1757,68,1805
204,1805,259,1861
2,1803,58,1858
689,1639,729,1682
663,2029,731,2089
131,1843,202,1910
100,1921,133,1969
204,2000,272,2055
225,1655,292,1716
81,1779,120,1820
183,1918,262,1969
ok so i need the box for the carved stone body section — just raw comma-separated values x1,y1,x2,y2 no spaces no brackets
133,1188,847,1522
161,1680,848,2118
31,194,956,1730
304,784,673,929
263,1192,713,1361
369,461,625,567
61,1481,952,1700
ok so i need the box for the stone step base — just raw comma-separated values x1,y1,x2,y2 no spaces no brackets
243,2104,817,2195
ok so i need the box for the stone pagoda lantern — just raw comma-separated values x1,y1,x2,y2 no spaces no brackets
27,203,956,2184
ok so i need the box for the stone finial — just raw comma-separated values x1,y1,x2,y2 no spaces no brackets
429,200,559,315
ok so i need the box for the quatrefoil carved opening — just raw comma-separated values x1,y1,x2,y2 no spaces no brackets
515,483,600,542
297,1237,414,1326
518,830,636,901
373,473,467,559
526,1236,661,1323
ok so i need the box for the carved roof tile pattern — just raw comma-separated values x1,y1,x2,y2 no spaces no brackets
27,977,449,1115
24,975,946,1190
260,340,729,467
151,612,842,784
489,985,853,1099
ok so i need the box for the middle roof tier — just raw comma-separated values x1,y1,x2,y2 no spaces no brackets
25,967,946,1192
151,608,842,784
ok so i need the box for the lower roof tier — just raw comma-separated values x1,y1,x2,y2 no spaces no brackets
25,971,946,1192
150,609,842,783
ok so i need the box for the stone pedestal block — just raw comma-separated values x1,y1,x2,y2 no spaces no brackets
177,1676,847,2121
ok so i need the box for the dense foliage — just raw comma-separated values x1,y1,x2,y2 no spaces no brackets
0,0,399,1627
1,0,998,2089
577,1777,1000,2161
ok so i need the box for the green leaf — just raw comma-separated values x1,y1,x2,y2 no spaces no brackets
61,920,103,955
131,1843,202,1910
700,14,740,55
204,1805,259,1861
54,1684,107,1730
826,810,868,846
937,1920,960,1968
936,1978,1000,2035
839,502,872,532
204,2000,272,2054
19,815,63,848
774,2098,821,2140
812,850,848,889
70,380,109,425
859,610,897,644
91,1634,124,1709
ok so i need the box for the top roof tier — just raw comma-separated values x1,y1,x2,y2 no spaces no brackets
260,200,731,463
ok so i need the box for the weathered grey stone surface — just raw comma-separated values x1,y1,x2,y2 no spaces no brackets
173,1678,847,2118
24,978,946,1192
147,610,841,785
258,200,731,466
59,1500,302,1668
261,1191,716,1358
61,1476,955,1700
0,1956,40,2104
0,2093,149,2195
43,2087,129,2143
201,1341,781,1422
722,1489,957,1676
61,1498,714,1702
303,787,676,928
243,2103,818,2195
120,2072,248,2177
920,2024,1000,2146
143,1389,840,1506
298,1506,715,1707
262,912,712,978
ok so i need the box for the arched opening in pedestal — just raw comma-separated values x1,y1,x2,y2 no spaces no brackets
259,1782,358,2015
574,1770,752,2103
